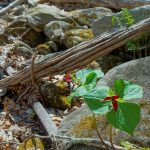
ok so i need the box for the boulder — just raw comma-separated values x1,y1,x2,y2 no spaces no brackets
40,82,70,110
58,57,150,148
0,34,9,45
26,4,70,32
44,21,74,42
64,29,94,48
10,5,25,16
36,41,58,55
70,7,112,27
93,5,150,36
5,27,45,47
96,55,123,73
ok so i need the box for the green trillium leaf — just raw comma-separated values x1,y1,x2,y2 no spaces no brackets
84,86,110,99
122,84,143,100
85,98,111,114
107,102,141,135
76,69,104,84
69,86,88,100
83,86,110,114
84,72,97,90
114,79,124,96
114,79,143,100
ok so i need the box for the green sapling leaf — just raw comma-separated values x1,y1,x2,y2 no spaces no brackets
114,79,143,100
76,69,104,84
106,102,141,135
69,86,88,100
84,86,110,114
84,72,97,90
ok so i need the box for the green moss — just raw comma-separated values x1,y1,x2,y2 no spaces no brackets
69,115,96,138
65,29,94,48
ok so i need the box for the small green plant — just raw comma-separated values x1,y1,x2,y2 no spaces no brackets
112,8,135,28
68,68,143,149
112,8,150,58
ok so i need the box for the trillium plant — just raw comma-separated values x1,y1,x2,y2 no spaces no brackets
68,68,143,148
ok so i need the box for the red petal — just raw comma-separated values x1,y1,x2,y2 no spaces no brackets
105,96,112,100
112,100,118,111
112,96,119,100
63,72,72,83
102,96,112,102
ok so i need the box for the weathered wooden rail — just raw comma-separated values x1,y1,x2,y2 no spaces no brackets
0,17,149,88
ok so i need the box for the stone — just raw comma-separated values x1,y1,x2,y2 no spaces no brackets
70,7,112,27
10,5,25,16
93,5,150,36
44,21,74,42
6,17,28,28
64,29,94,48
36,41,58,55
96,54,132,73
58,57,150,148
40,82,70,110
0,34,9,45
26,4,70,32
11,41,33,59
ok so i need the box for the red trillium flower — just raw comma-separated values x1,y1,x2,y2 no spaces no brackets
102,96,119,111
63,72,72,83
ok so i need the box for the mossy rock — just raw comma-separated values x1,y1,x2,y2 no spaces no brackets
18,138,44,150
26,4,70,32
36,41,58,55
93,5,150,36
70,7,112,27
44,21,74,43
40,82,70,110
64,29,94,48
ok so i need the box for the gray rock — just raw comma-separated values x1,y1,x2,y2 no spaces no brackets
93,5,150,36
44,21,74,42
70,7,112,27
40,82,70,110
36,41,58,55
96,55,123,73
64,29,94,48
11,41,33,59
26,4,70,32
0,34,9,45
10,5,25,16
58,57,150,148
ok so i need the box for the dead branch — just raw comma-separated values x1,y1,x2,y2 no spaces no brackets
17,134,127,150
32,101,57,137
0,18,149,88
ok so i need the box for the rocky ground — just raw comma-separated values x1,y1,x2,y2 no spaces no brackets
0,0,150,150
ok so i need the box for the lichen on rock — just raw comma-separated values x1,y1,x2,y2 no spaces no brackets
64,29,94,48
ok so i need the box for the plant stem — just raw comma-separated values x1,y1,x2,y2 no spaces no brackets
92,113,110,150
109,125,116,150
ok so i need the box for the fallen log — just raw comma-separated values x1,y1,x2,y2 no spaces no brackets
43,0,150,10
0,17,150,88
